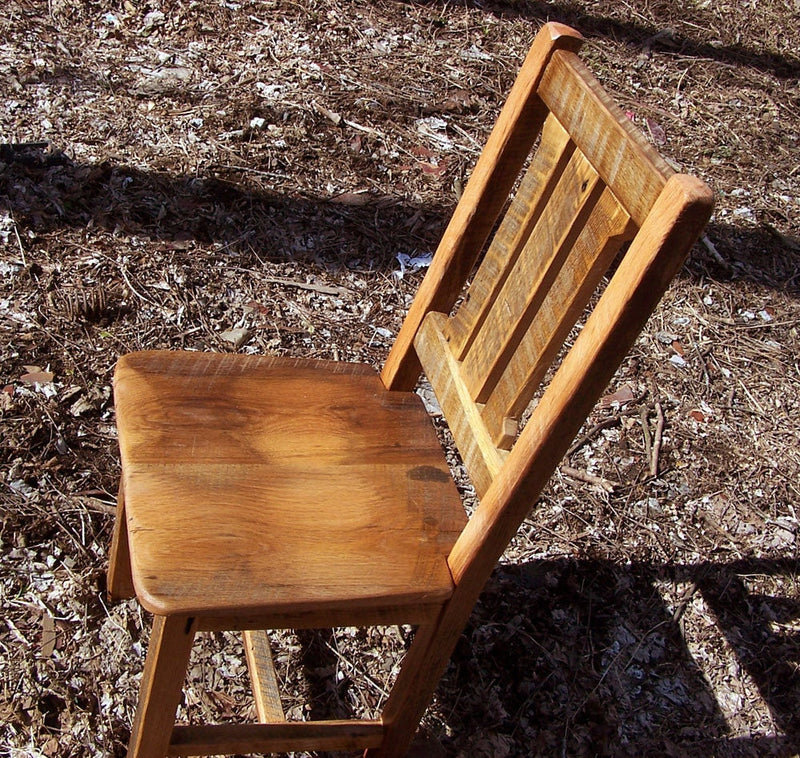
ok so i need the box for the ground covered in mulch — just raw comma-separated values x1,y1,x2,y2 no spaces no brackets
1,0,799,756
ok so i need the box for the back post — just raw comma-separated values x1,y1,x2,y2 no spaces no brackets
380,23,584,392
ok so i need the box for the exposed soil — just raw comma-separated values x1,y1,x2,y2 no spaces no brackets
1,1,799,756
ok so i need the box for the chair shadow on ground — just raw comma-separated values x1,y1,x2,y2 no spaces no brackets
294,556,800,757
427,556,800,757
1,147,798,292
0,145,445,275
410,0,800,80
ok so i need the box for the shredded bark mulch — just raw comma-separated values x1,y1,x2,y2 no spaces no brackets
2,1,799,756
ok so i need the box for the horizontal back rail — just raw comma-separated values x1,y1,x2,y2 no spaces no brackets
539,50,671,227
417,40,682,473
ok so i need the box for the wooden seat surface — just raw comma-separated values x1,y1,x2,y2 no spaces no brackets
114,351,466,619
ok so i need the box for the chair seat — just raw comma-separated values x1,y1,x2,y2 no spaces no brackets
115,351,466,619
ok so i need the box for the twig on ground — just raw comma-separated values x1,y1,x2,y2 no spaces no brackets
650,398,665,478
567,416,620,458
701,234,732,271
640,405,652,468
560,465,619,493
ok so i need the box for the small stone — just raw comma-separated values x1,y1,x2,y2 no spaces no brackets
219,328,251,348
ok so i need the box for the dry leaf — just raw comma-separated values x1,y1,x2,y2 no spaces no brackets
599,384,635,407
219,328,251,348
21,370,54,385
41,612,57,657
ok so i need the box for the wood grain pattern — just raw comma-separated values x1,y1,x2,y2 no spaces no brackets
443,114,574,359
414,311,507,498
115,352,466,617
368,176,712,758
380,23,584,392
481,188,635,446
448,175,714,587
243,630,284,723
128,615,196,758
167,720,384,755
459,148,603,404
539,50,672,227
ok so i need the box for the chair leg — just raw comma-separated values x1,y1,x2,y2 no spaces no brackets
364,622,448,758
128,615,197,758
108,480,136,601
367,588,481,758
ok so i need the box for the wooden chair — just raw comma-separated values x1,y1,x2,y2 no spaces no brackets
108,22,713,758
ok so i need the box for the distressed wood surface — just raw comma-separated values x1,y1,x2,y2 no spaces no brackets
539,50,672,227
448,174,714,587
115,352,466,618
167,720,385,755
414,311,507,498
128,615,197,758
459,148,603,404
443,114,574,359
380,23,584,392
107,480,135,601
243,630,285,723
367,174,712,758
112,23,713,758
480,189,635,446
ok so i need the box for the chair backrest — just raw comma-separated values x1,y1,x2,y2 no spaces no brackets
381,23,713,590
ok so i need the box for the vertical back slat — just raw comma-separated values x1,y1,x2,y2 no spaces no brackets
443,114,574,360
403,26,711,581
380,25,585,392
447,175,714,585
458,147,604,404
481,188,635,447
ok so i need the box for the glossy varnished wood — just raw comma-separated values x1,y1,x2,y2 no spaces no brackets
115,352,466,617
